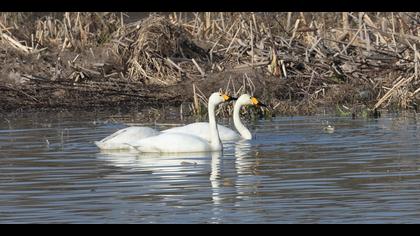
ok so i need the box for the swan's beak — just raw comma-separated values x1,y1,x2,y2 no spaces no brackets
251,97,267,107
223,94,237,102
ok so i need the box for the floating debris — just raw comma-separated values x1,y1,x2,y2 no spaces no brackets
223,178,234,187
180,161,197,166
323,125,335,133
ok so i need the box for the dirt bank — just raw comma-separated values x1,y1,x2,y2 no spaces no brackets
1,12,419,117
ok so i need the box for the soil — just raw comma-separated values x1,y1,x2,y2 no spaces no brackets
1,12,418,117
0,49,385,116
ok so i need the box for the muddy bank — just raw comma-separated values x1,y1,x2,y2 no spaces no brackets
1,12,419,117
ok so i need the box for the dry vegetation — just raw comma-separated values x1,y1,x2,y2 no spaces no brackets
0,12,419,116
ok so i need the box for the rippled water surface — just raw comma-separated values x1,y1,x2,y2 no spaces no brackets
1,112,420,223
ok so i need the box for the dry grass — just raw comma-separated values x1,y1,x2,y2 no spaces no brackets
0,12,419,114
171,12,420,111
112,15,209,85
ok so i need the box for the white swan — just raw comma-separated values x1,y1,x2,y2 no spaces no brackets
129,92,235,153
162,94,266,141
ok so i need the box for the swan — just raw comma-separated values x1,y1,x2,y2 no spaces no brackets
129,92,234,153
94,92,236,150
162,94,266,141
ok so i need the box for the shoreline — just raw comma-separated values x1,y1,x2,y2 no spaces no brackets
1,13,419,117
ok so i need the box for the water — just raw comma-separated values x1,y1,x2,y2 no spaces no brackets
1,112,420,223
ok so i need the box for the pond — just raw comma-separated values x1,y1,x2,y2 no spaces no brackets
0,111,419,223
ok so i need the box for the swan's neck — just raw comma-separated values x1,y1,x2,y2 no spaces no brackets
233,102,252,140
208,101,222,151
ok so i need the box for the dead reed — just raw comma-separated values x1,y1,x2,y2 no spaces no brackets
0,12,419,114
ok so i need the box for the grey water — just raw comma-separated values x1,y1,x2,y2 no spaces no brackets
0,111,420,223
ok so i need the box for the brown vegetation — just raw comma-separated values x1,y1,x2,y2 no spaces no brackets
0,12,419,116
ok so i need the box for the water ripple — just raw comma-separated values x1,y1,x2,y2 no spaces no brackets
1,113,420,223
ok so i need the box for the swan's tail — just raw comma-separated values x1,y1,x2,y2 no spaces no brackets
94,141,104,149
99,129,128,143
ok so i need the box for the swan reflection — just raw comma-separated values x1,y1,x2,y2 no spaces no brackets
95,139,258,223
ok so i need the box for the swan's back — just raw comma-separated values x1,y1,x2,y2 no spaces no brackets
162,122,239,141
95,126,160,150
131,132,215,153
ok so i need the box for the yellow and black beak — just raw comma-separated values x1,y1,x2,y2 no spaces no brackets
222,94,238,102
251,97,267,107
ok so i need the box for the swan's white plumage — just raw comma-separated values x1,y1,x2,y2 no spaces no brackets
162,94,261,141
129,133,214,153
95,127,159,150
130,92,228,153
162,122,240,141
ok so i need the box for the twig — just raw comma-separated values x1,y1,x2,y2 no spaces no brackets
250,19,254,67
165,58,184,72
1,33,46,54
339,24,363,54
233,61,269,69
288,19,300,45
374,75,414,109
192,58,205,76
225,27,241,54
280,59,287,79
286,12,292,31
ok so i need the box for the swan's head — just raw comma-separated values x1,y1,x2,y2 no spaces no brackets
237,94,267,107
209,92,237,106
